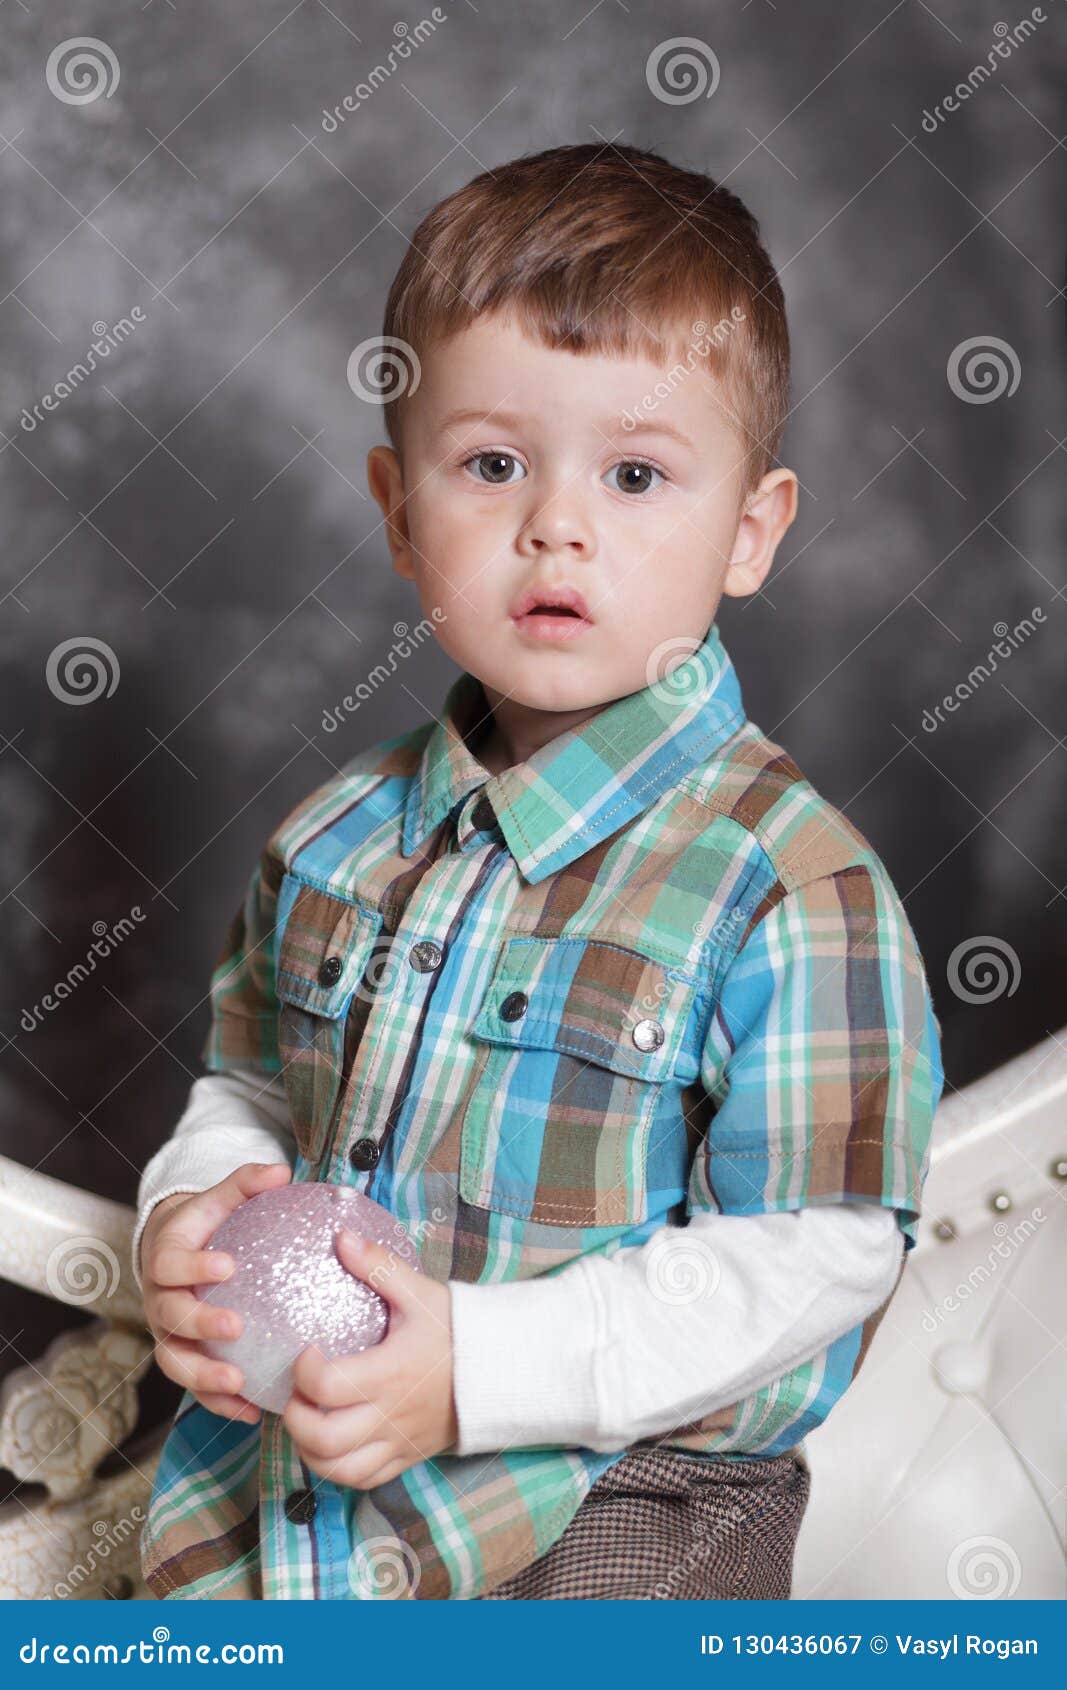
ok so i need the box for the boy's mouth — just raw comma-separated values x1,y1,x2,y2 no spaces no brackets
509,583,594,638
509,585,595,644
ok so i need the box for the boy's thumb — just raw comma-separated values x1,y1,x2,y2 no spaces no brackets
336,1229,419,1306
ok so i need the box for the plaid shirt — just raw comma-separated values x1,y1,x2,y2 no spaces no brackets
141,620,943,1600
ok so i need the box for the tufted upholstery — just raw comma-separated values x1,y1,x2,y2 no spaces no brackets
794,1029,1066,1600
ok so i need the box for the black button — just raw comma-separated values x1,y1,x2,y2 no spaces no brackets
471,794,496,832
318,954,343,986
349,1137,381,1170
500,990,528,1022
284,1487,318,1525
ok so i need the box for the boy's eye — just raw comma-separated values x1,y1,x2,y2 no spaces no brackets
465,452,526,485
605,460,664,496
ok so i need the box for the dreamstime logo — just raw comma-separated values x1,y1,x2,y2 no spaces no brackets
652,1506,743,1599
400,1205,448,1249
46,637,120,705
352,940,407,1009
920,609,1045,732
19,1630,284,1666
19,309,147,433
644,1236,721,1305
620,311,745,432
321,10,448,131
355,1222,423,1297
45,37,120,105
346,336,422,404
20,907,146,1032
629,894,761,1027
53,1507,145,1599
947,936,1021,1004
628,976,671,1023
920,11,1047,132
644,635,722,718
321,612,445,732
946,1535,1022,1599
45,1236,121,1306
646,38,720,105
694,889,765,951
347,1534,421,1597
947,335,1021,403
920,1208,1045,1332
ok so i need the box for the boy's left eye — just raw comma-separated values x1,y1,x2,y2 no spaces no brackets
604,460,665,496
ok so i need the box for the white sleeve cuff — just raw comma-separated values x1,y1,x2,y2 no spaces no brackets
448,1261,608,1454
132,1067,295,1291
446,1202,903,1455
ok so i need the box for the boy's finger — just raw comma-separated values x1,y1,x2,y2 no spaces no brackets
196,1161,293,1234
150,1244,236,1288
355,1455,408,1493
155,1335,244,1397
283,1393,382,1458
291,1341,389,1409
336,1231,422,1311
155,1163,291,1255
196,1391,262,1425
153,1289,243,1343
302,1440,395,1490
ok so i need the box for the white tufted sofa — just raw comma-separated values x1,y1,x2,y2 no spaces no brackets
794,1029,1066,1600
1,1030,1064,1599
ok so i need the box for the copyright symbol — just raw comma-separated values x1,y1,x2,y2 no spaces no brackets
870,1636,888,1654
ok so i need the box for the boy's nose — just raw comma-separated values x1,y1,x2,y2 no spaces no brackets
516,495,597,557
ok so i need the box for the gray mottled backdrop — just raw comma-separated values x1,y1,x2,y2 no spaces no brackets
1,3,1064,1381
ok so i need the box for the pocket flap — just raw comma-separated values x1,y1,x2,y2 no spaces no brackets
470,935,698,1081
275,872,384,1019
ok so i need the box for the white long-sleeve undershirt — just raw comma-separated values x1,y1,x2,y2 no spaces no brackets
134,1066,904,1454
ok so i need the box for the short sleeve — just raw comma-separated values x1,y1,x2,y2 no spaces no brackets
199,847,285,1074
687,863,944,1253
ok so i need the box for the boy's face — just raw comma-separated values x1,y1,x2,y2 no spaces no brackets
368,313,796,752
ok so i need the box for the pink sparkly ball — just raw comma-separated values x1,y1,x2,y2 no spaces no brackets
196,1184,420,1414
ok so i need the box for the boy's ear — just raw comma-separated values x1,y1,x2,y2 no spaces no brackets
721,467,799,599
367,445,414,580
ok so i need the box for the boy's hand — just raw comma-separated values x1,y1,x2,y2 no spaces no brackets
140,1161,292,1425
283,1231,458,1490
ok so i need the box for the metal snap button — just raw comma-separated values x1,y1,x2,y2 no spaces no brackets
284,1487,318,1525
631,1018,665,1052
409,939,444,973
499,990,528,1022
318,954,343,987
349,1138,381,1170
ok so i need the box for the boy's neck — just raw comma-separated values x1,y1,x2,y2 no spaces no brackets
470,685,612,777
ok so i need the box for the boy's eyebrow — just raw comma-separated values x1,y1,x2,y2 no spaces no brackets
436,407,527,436
434,407,698,454
609,417,697,454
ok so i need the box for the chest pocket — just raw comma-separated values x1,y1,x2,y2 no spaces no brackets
275,872,384,1163
458,935,700,1229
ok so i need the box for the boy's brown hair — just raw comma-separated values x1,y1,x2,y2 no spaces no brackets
382,142,790,505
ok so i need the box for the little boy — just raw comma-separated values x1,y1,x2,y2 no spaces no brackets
134,143,944,1601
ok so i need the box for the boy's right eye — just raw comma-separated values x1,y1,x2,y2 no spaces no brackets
463,451,526,486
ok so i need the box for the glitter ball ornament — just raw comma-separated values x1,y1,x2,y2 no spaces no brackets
196,1183,420,1414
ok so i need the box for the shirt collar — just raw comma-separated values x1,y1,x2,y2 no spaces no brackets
401,620,746,884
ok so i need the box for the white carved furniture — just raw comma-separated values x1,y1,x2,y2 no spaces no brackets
0,1163,161,1600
